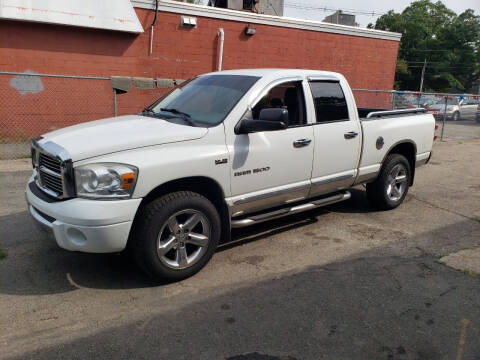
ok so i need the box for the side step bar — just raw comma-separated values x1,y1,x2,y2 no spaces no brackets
231,191,351,228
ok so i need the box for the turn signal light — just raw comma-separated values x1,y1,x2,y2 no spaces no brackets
121,172,136,189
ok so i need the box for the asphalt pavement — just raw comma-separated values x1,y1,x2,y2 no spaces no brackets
0,137,479,360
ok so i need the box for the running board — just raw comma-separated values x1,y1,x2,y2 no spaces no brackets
231,191,351,228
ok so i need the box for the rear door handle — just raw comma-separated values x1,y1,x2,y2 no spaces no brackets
344,131,359,139
293,138,312,148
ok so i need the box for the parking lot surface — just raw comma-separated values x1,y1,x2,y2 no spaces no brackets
1,137,479,359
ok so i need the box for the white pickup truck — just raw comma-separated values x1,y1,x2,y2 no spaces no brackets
27,69,435,280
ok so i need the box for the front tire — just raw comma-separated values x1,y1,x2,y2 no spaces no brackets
366,154,411,210
452,111,460,121
131,191,221,281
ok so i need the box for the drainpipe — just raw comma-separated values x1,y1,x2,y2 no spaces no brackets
149,0,159,56
217,28,224,71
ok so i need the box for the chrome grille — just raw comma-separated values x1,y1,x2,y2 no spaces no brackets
39,169,63,195
39,153,62,173
31,138,74,200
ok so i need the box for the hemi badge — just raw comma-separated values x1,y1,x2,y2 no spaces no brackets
215,158,228,165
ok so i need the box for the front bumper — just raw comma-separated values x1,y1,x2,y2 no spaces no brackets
26,179,142,253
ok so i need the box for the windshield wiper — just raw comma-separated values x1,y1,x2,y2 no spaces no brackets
160,108,191,118
160,108,196,126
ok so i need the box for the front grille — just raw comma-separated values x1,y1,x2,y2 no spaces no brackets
39,153,62,173
39,170,63,195
31,139,74,200
38,152,64,197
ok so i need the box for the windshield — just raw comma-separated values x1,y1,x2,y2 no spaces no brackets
144,74,260,126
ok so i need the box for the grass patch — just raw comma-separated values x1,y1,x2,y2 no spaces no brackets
0,249,7,260
434,254,447,265
462,269,480,278
434,254,480,278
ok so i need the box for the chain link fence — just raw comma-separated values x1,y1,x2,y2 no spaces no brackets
0,72,167,160
352,89,480,142
1,71,479,160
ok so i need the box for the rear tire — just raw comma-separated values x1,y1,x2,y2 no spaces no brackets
452,111,460,121
366,154,411,210
131,191,221,282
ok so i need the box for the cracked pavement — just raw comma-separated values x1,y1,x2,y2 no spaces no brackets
0,138,479,360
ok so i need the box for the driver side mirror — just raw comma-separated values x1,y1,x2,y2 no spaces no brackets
235,108,289,134
258,108,289,123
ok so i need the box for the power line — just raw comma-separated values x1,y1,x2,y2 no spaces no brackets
407,65,476,69
406,61,477,64
284,2,462,19
400,49,477,52
284,3,386,17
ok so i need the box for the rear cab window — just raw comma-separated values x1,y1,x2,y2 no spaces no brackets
309,81,350,123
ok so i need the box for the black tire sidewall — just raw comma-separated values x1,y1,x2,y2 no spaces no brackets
378,154,411,209
137,192,221,281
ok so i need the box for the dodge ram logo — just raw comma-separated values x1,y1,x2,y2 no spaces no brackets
234,167,270,177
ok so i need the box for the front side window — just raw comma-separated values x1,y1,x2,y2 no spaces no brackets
146,75,260,127
252,81,307,126
309,81,349,123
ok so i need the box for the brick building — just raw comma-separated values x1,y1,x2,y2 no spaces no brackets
0,0,401,139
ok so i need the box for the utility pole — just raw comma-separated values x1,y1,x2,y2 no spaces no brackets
419,59,427,93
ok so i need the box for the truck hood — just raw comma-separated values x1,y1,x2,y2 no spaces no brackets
39,115,208,161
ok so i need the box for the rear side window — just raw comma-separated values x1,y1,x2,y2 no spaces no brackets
309,81,349,123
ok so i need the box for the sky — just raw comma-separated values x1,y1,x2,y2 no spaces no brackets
283,0,480,27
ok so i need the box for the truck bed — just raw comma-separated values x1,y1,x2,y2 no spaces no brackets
358,108,426,120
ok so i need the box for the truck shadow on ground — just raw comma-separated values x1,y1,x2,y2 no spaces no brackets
0,188,476,297
0,189,375,295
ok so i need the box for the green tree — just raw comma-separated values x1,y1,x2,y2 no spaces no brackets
368,0,480,92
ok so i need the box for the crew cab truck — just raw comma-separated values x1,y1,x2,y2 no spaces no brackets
26,69,435,281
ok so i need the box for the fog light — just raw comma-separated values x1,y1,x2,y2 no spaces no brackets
67,228,87,246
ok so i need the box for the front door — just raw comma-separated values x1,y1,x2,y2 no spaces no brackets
308,80,362,197
227,79,314,217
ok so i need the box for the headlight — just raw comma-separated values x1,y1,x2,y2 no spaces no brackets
75,163,138,199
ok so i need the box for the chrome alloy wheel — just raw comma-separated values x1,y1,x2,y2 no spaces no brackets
386,164,408,202
157,209,211,270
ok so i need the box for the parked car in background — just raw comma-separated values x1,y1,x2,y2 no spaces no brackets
428,97,479,121
476,103,480,123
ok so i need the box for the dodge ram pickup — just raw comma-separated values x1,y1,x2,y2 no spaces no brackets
26,69,435,281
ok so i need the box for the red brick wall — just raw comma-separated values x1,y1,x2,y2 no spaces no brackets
0,8,399,139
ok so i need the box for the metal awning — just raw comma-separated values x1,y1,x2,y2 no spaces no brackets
0,0,144,33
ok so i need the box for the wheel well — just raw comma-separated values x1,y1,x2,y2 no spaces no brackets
131,177,231,245
386,141,416,186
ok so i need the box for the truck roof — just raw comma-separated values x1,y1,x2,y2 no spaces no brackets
203,68,344,81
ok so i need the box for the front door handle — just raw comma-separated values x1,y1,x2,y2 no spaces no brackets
293,138,312,148
344,131,359,139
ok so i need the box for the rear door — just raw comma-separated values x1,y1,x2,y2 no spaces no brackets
307,80,362,197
